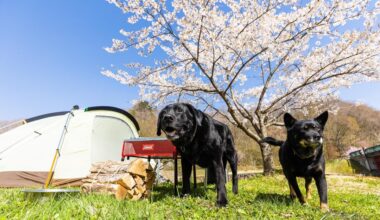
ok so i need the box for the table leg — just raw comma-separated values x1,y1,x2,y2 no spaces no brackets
204,168,207,188
193,164,197,189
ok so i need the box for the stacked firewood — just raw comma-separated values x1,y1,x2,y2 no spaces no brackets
81,159,155,201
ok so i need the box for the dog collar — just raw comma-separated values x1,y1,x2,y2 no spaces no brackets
292,147,315,159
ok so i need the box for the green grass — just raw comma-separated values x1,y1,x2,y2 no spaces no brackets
0,175,379,219
326,159,356,175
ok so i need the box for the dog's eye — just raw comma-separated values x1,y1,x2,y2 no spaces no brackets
177,108,183,113
311,124,319,130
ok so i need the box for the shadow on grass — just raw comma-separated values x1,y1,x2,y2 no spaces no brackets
151,182,211,202
254,193,293,205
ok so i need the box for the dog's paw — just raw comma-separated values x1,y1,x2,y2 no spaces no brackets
180,193,190,198
216,198,228,207
299,197,307,204
233,187,238,195
320,203,330,213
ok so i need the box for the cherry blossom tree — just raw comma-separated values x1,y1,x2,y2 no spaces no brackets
103,0,380,175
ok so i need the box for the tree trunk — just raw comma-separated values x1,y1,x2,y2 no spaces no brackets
259,142,274,175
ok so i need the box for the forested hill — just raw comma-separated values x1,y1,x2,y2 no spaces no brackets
1,100,379,161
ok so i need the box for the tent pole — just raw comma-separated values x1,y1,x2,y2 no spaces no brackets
43,109,74,188
44,149,60,188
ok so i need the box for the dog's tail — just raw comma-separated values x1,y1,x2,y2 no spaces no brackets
261,137,284,146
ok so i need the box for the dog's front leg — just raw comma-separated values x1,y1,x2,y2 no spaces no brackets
314,174,329,212
305,177,313,200
287,175,306,205
181,156,192,196
213,159,227,207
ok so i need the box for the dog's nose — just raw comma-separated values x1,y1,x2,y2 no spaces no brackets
311,134,321,141
163,114,174,122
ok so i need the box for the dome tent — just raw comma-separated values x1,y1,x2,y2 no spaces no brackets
0,106,139,187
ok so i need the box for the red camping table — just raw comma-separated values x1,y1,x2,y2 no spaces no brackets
121,137,197,195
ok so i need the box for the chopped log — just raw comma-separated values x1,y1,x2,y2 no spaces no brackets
117,173,136,190
92,160,128,167
81,183,127,200
81,183,112,194
82,159,156,201
136,183,146,195
143,189,151,198
115,185,128,201
132,194,142,201
125,189,134,199
83,173,138,189
132,188,139,195
134,175,145,186
127,159,149,177
90,159,152,175
90,161,131,174
83,173,126,183
131,188,142,201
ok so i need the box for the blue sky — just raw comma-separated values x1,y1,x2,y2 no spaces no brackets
0,0,379,120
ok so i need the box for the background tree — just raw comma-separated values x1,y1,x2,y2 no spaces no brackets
324,101,380,156
326,114,360,157
129,101,157,137
104,0,380,175
346,102,380,147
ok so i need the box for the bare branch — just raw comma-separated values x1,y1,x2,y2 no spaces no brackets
223,47,268,94
196,16,204,60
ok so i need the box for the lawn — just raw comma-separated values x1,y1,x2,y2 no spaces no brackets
0,174,379,219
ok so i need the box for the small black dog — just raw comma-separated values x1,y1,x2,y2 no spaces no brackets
157,103,238,207
262,111,329,211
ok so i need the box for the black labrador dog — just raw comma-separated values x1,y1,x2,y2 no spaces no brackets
157,103,238,207
262,111,329,211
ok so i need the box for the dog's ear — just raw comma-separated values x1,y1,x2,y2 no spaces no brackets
284,113,296,129
156,110,163,136
184,103,203,127
315,111,328,127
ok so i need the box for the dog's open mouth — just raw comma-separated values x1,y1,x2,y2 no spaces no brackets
165,126,175,133
164,126,179,140
299,139,321,149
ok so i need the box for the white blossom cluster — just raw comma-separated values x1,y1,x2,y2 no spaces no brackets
103,0,380,141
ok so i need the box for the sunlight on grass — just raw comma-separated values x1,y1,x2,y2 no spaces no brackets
0,175,379,219
326,159,355,175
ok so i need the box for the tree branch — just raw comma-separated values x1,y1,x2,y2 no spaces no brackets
223,47,268,94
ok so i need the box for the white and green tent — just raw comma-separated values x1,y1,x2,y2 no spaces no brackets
0,106,139,187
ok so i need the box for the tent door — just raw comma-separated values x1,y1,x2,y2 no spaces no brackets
91,116,135,163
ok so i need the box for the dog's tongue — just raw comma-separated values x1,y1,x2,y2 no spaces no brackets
165,130,176,136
